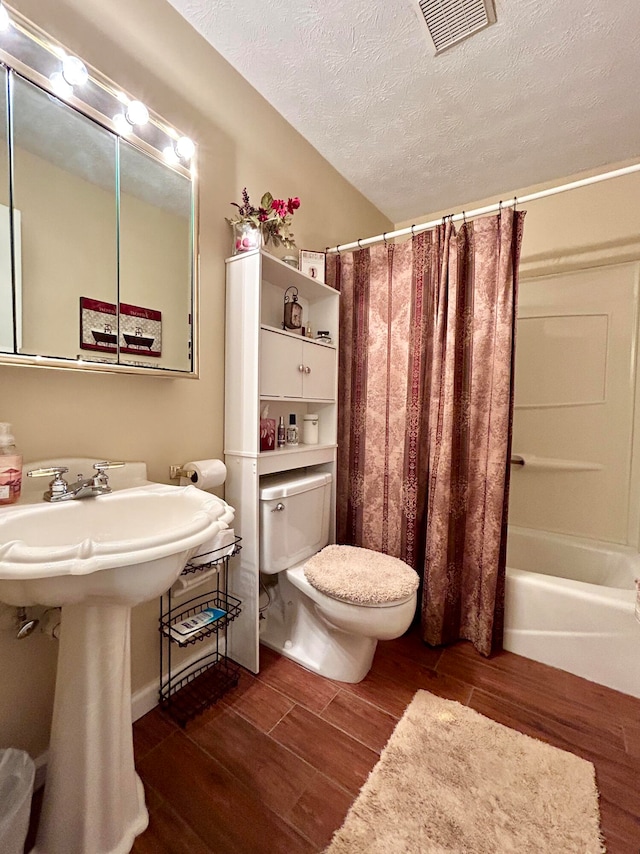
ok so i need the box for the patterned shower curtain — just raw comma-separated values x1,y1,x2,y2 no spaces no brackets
327,209,526,656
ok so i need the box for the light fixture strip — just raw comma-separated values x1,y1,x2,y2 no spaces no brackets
0,55,192,180
0,2,195,172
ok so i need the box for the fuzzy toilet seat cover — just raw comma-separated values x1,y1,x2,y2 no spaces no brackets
303,544,420,605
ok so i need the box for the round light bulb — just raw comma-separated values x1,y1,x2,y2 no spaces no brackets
162,145,179,165
0,4,10,32
62,55,88,87
112,113,131,135
49,71,73,100
176,136,195,160
126,100,149,126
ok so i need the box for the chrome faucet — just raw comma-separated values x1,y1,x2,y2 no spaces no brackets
27,461,125,502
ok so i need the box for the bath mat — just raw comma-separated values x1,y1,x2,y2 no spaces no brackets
326,690,604,854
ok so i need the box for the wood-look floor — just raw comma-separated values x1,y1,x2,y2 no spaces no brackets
25,628,640,852
126,629,640,853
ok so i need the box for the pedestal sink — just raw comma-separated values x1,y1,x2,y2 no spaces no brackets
0,459,234,854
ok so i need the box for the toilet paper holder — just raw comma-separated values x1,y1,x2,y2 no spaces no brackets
169,459,227,489
169,465,195,481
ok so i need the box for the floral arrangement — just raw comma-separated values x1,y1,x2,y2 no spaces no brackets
227,188,300,248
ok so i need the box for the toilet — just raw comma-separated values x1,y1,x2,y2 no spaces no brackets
259,469,420,683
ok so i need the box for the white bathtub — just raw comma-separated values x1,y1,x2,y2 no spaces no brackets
504,526,640,698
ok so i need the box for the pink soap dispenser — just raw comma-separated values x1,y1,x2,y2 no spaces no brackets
0,422,22,504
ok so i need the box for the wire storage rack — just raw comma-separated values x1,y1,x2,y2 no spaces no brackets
159,536,242,727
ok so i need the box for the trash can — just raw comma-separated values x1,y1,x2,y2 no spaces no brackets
0,749,35,854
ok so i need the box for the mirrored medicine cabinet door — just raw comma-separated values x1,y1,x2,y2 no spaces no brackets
0,14,196,377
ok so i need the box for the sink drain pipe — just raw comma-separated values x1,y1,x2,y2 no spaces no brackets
15,607,39,639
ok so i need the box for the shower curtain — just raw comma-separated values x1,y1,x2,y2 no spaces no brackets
327,209,526,655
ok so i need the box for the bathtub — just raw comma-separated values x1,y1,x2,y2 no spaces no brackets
504,526,640,698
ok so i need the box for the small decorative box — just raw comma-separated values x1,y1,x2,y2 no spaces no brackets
260,418,276,451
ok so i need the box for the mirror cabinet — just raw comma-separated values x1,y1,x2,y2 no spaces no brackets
0,5,197,375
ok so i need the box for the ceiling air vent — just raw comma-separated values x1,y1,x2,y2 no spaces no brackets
417,0,496,53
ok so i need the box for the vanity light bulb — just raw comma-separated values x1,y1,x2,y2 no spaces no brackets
162,145,179,165
112,113,131,135
49,71,73,99
0,4,10,32
176,136,195,160
62,55,88,87
126,100,149,126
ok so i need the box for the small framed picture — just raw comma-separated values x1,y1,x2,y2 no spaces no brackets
299,250,325,284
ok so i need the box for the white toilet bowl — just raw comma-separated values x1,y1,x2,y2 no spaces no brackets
258,470,420,683
282,562,418,682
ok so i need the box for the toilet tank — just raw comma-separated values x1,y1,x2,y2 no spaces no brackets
259,470,332,574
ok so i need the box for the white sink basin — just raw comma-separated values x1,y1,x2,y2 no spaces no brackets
0,481,233,606
0,458,235,854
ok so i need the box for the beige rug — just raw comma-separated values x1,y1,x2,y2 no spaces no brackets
326,691,605,853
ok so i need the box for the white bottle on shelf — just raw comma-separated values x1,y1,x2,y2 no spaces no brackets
303,413,319,445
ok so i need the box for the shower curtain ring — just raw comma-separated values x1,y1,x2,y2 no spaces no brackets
462,210,467,224
513,196,518,211
357,238,363,249
383,231,388,247
498,200,503,215
411,224,416,236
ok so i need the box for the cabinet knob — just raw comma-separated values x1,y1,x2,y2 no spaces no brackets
304,366,311,374
298,364,305,372
271,502,285,512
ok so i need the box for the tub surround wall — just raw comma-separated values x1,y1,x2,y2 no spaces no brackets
0,0,392,757
511,262,640,544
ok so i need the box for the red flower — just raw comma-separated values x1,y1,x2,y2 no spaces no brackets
287,197,301,213
271,198,289,218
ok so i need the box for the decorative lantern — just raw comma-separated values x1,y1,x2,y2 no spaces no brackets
283,286,303,330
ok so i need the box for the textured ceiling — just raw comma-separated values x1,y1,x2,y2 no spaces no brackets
166,0,640,223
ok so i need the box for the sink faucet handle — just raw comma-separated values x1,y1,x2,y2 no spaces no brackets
92,460,125,489
27,466,70,499
93,461,125,472
27,466,69,478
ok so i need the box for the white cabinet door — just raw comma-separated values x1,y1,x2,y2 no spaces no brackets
301,341,336,400
260,328,336,400
260,329,303,397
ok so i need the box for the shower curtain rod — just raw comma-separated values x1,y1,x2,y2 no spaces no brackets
327,161,640,254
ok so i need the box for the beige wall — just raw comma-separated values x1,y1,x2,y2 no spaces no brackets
396,161,640,273
0,0,392,756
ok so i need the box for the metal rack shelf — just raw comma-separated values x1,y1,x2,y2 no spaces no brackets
159,651,240,728
159,536,242,726
160,591,241,648
181,537,242,574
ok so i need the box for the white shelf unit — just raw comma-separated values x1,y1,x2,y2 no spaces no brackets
224,249,340,672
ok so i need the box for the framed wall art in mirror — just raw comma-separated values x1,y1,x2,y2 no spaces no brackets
0,3,198,376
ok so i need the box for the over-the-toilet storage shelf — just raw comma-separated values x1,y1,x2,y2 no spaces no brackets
224,248,340,673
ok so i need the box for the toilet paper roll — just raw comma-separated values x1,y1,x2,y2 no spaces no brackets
180,459,227,489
